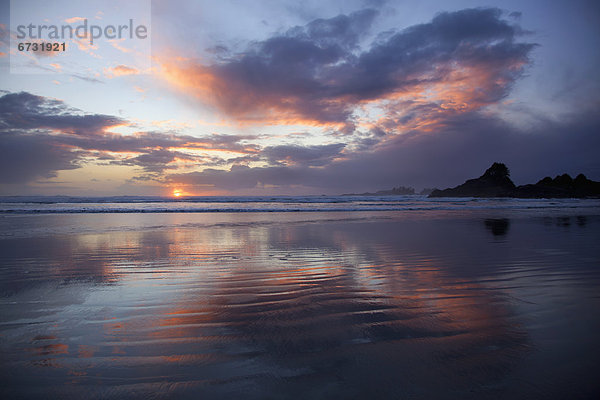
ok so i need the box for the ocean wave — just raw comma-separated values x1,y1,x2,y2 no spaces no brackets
0,196,599,214
1,204,599,214
0,195,422,204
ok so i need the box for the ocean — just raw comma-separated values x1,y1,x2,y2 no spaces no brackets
1,195,600,214
1,196,599,399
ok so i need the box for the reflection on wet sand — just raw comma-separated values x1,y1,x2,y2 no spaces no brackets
484,218,510,236
1,214,599,399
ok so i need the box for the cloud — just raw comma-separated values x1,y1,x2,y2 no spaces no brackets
161,7,535,126
167,109,600,193
67,72,105,84
0,91,124,135
111,148,201,174
0,131,80,183
262,143,346,166
65,17,86,24
0,92,126,183
4,84,600,192
29,40,60,58
109,39,133,54
0,91,350,186
167,165,309,190
0,92,262,184
104,65,141,78
179,133,260,153
0,23,7,56
2,86,599,193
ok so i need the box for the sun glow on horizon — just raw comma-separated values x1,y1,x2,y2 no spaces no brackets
173,189,183,197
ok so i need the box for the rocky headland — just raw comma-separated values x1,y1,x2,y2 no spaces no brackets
429,162,600,198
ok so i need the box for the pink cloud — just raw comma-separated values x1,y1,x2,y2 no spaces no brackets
65,17,86,24
104,65,140,78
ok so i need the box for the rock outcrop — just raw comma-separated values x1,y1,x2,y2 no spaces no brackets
429,163,600,198
429,163,515,197
515,173,600,198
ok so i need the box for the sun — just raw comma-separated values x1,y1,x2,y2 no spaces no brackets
173,189,183,197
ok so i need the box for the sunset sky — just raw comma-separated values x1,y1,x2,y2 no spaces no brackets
1,0,599,196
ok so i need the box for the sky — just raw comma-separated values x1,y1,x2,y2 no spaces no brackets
0,0,599,196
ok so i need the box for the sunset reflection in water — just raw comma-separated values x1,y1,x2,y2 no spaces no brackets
1,212,599,399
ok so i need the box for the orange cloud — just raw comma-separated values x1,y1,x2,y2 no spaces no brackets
159,59,349,128
108,39,133,54
104,65,140,78
157,50,529,133
72,37,99,57
155,8,534,136
65,17,86,24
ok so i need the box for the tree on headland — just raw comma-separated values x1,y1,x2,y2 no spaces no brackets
482,162,510,179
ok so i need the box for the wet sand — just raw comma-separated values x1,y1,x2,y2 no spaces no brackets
1,211,599,399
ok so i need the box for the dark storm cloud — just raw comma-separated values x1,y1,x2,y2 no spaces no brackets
164,7,535,124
